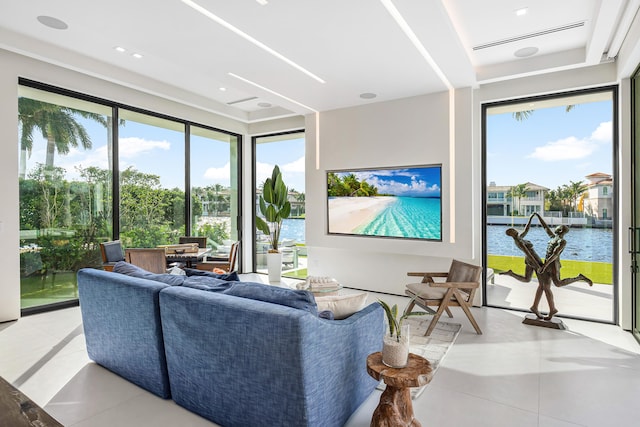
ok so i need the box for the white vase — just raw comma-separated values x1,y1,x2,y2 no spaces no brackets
267,251,283,282
382,324,410,368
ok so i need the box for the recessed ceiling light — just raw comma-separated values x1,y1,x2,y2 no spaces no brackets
37,15,68,30
515,7,528,16
132,53,143,59
360,93,377,99
256,0,269,5
114,46,126,53
258,102,272,108
514,46,538,57
219,87,227,91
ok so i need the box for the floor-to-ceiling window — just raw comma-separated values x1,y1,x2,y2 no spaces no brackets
483,88,617,323
18,85,113,310
118,110,185,248
190,126,240,263
253,131,305,279
18,80,242,313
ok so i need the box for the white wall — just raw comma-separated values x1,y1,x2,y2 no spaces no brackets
304,89,478,296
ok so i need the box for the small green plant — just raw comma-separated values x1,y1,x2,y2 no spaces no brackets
377,299,427,342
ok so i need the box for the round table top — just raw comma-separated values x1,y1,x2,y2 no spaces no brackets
366,352,433,389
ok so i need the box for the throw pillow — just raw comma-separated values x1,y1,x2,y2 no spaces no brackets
183,267,240,282
222,281,318,315
112,261,185,286
315,292,368,320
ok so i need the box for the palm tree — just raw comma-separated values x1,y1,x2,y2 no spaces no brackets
507,183,529,215
566,180,589,213
512,105,575,121
18,98,107,178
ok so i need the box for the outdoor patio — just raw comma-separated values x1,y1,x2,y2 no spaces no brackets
486,273,614,323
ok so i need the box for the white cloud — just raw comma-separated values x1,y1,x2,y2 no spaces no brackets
369,176,439,196
281,156,305,173
590,121,612,142
527,136,597,161
204,162,230,181
255,161,276,186
527,120,611,162
118,137,170,158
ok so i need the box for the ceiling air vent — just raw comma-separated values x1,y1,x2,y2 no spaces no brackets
472,21,585,50
227,96,258,105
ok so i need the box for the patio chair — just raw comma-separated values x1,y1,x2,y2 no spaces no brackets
404,259,483,336
178,236,207,249
196,241,239,273
100,240,125,272
125,248,168,274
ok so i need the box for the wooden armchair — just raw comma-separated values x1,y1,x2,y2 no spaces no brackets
196,241,239,273
100,240,125,272
404,259,482,336
125,248,168,274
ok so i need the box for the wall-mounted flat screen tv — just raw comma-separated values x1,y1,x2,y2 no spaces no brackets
327,165,442,241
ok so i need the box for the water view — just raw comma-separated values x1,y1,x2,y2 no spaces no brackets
280,218,305,243
487,224,613,263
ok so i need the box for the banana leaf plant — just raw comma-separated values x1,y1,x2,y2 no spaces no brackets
255,165,291,252
378,299,427,342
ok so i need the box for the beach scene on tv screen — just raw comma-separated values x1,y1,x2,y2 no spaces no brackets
327,166,441,240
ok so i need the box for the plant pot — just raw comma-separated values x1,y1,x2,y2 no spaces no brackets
382,324,410,368
267,251,283,282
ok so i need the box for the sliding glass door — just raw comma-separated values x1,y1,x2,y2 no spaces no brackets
253,131,306,279
484,88,617,323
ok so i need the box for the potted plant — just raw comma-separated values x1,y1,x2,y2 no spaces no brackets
378,299,427,368
256,165,291,282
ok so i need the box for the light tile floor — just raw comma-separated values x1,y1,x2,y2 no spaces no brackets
1,283,639,427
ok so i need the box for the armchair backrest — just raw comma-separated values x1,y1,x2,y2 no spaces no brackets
447,259,482,303
447,259,482,285
125,248,167,274
100,240,124,263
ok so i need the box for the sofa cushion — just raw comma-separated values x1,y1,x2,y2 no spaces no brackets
183,268,240,282
222,281,318,315
113,261,185,286
181,275,234,292
315,292,368,320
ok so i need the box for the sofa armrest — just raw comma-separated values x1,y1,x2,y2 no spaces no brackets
77,268,171,398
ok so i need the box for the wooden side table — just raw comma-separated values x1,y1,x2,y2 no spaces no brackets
366,352,432,427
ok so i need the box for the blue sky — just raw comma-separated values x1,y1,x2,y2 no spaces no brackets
335,166,441,197
23,118,306,192
486,99,613,189
22,96,612,195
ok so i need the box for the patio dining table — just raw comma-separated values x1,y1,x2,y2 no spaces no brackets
163,247,211,268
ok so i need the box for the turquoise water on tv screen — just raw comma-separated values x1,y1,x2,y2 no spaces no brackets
354,197,441,240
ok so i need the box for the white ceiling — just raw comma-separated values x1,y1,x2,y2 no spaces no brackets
1,0,638,122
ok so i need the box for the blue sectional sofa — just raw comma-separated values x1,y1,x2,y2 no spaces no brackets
77,267,384,427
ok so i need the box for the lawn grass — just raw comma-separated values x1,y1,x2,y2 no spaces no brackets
488,254,613,285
